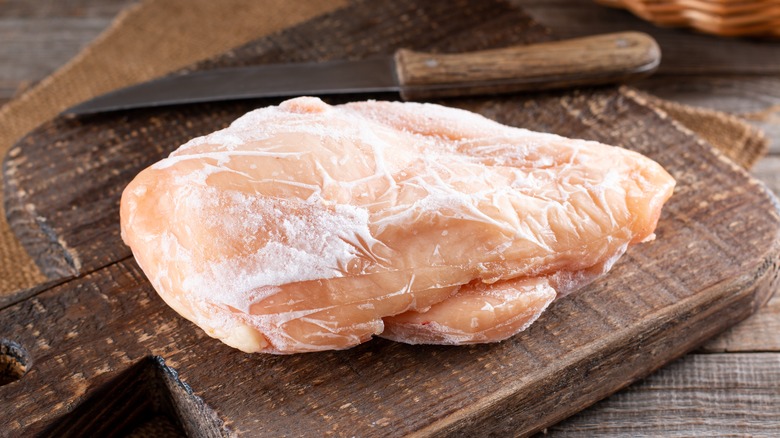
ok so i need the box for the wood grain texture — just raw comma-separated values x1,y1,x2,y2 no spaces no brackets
702,294,780,353
2,0,780,436
545,353,780,436
0,260,228,436
0,0,136,100
0,0,135,18
394,32,659,99
0,18,117,101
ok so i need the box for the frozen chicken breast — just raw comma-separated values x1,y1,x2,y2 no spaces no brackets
120,97,675,354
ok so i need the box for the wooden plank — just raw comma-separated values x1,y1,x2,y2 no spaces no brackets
0,0,138,102
633,76,780,115
546,353,780,436
0,18,116,101
0,0,135,18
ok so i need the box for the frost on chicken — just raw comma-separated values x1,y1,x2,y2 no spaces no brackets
120,96,675,354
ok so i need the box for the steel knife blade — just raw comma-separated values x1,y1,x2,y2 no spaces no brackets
63,32,660,116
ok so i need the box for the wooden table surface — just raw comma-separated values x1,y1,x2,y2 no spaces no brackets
2,0,779,435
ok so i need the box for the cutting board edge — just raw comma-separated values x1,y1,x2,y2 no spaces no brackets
3,141,81,280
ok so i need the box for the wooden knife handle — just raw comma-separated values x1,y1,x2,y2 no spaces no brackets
394,32,660,100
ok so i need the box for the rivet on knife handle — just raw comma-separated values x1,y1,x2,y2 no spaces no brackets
394,32,661,100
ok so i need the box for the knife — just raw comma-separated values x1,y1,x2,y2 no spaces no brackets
63,32,660,116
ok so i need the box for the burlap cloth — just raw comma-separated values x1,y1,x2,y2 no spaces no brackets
0,0,767,295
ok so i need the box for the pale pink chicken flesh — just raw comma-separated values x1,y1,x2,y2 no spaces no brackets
120,97,675,354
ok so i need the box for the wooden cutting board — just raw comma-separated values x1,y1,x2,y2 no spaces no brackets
2,0,779,436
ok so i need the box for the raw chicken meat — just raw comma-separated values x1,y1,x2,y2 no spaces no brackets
120,97,675,354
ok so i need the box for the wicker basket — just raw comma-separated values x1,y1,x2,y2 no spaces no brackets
596,0,780,37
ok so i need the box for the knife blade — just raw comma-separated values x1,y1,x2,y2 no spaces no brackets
63,32,660,116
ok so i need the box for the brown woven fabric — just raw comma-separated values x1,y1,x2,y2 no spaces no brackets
0,0,767,295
